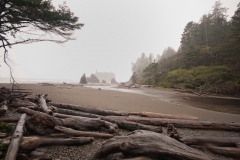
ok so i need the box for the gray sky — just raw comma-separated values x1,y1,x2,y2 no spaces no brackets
0,0,239,83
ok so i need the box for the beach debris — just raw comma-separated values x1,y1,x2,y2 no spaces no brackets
50,102,129,116
5,113,26,160
36,94,53,115
94,130,213,160
101,116,162,133
140,111,198,120
0,100,8,115
106,116,240,132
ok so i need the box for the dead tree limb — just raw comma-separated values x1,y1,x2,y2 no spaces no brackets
54,125,113,138
107,116,240,132
141,111,198,120
50,102,128,116
5,113,27,160
94,130,213,160
101,117,162,133
20,136,94,150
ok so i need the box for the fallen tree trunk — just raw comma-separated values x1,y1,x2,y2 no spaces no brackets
94,130,213,160
21,136,94,150
107,116,240,132
50,102,128,116
101,117,162,133
206,145,240,159
54,107,100,118
140,111,198,120
37,94,52,115
5,113,27,160
54,125,113,138
17,107,118,134
0,118,19,122
180,136,240,147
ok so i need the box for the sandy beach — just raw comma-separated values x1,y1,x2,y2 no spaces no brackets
1,83,240,123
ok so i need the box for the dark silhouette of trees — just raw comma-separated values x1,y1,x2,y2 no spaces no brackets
80,73,87,84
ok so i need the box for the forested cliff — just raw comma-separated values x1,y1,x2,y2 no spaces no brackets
131,1,240,95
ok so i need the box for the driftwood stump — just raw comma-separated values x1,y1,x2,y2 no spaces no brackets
95,130,213,160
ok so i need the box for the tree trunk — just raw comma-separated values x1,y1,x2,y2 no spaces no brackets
54,107,100,118
20,136,94,150
5,113,27,160
0,118,19,122
50,102,128,116
107,116,240,132
206,145,240,159
54,125,113,138
180,136,240,147
140,111,198,120
101,117,162,133
18,107,118,134
37,94,52,115
94,130,213,160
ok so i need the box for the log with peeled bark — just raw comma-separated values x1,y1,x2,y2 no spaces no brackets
206,144,240,159
94,130,213,160
179,136,240,147
0,118,19,122
50,102,128,116
54,107,100,118
37,94,52,115
17,107,118,134
140,111,198,120
5,113,27,160
54,125,113,138
107,116,240,132
20,136,94,150
101,117,162,133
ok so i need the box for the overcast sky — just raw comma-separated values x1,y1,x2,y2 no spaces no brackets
0,0,239,83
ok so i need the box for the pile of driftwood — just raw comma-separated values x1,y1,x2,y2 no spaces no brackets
0,87,240,160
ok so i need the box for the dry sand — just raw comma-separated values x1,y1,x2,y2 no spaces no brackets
1,83,240,123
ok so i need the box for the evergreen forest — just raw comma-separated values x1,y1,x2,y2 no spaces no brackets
131,1,240,95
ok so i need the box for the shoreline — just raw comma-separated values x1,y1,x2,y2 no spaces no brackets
1,83,240,123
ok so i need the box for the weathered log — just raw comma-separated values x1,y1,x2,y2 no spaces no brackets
5,113,27,160
0,100,8,115
54,125,113,138
101,117,162,133
18,108,118,134
54,107,100,118
180,136,240,147
9,98,36,108
28,147,52,160
107,116,240,132
141,111,198,120
50,102,128,116
94,130,213,160
123,156,153,160
21,136,94,150
0,118,19,122
37,94,52,115
206,145,240,159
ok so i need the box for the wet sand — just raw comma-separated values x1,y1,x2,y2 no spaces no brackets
1,83,240,123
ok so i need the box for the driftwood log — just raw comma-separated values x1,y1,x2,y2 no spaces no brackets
54,107,100,118
50,102,128,116
21,136,94,150
0,118,19,122
17,107,118,134
101,117,162,133
107,116,240,132
28,147,52,160
54,125,113,138
9,98,36,108
94,130,213,160
206,145,240,159
5,113,27,160
140,111,198,120
37,94,52,115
